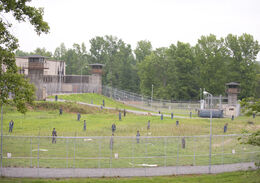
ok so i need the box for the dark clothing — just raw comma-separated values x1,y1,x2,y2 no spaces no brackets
112,124,116,133
176,120,179,126
147,121,150,130
231,115,234,120
9,121,14,133
224,125,227,133
119,112,122,121
253,113,256,119
55,95,58,101
103,100,105,107
59,108,63,115
83,121,86,131
161,114,163,120
182,138,185,149
77,113,81,121
171,113,173,119
52,129,57,144
136,132,140,143
123,109,126,117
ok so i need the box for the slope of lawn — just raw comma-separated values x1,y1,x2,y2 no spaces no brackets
48,93,146,112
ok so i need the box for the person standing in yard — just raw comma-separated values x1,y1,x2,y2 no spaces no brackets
77,113,81,121
83,120,86,131
59,108,63,115
119,111,122,121
112,123,116,133
136,130,140,143
123,109,126,117
9,120,14,133
182,137,186,149
224,123,228,133
110,134,114,150
147,120,150,130
52,128,57,144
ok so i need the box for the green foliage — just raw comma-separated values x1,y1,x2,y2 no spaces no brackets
0,0,49,113
13,33,260,101
241,97,260,116
225,34,260,98
88,35,139,92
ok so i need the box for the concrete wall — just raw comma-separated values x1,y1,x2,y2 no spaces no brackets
15,57,66,76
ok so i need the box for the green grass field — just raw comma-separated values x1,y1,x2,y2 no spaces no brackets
0,170,259,183
2,95,260,169
48,93,146,112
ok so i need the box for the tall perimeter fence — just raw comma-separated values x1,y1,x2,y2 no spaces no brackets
1,134,259,177
102,86,228,116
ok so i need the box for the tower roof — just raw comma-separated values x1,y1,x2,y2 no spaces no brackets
226,82,240,86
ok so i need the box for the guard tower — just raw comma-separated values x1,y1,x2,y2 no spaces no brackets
226,82,240,106
26,55,49,100
88,63,104,93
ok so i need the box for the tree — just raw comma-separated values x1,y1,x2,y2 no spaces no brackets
225,34,260,98
134,40,152,63
138,47,176,99
32,47,52,58
195,34,229,96
0,0,49,113
88,35,139,92
168,42,199,100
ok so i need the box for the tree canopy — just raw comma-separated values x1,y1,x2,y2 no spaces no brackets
0,0,49,113
15,33,260,101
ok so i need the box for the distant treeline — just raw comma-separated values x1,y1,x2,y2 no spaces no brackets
16,34,260,100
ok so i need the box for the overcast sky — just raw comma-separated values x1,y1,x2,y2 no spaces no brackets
9,0,260,60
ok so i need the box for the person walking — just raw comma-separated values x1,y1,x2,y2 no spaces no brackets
147,120,150,130
112,123,116,133
83,120,86,131
52,128,57,144
136,130,140,143
9,120,14,133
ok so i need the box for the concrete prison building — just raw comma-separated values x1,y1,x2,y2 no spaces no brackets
14,55,103,100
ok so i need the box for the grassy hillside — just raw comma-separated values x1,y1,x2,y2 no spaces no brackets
2,101,260,168
2,101,260,136
48,93,145,111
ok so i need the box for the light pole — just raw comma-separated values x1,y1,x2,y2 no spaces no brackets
203,91,213,174
151,84,154,103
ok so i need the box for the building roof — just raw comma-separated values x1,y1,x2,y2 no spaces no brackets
226,82,240,86
88,63,104,66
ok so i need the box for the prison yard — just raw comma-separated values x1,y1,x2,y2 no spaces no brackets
1,93,260,170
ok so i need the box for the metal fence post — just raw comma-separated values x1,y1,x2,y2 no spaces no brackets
73,136,76,170
164,137,167,167
98,137,101,168
222,135,224,165
193,136,196,166
66,138,68,168
37,135,40,177
30,137,32,168
132,137,134,166
176,137,179,175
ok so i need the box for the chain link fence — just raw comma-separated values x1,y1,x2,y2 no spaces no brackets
1,134,259,175
102,86,228,116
